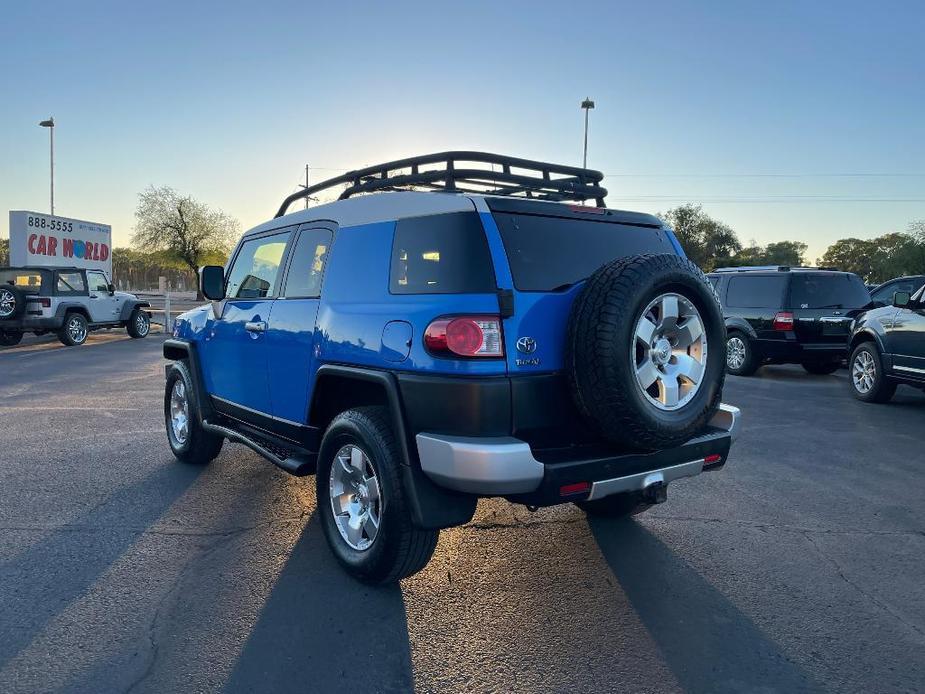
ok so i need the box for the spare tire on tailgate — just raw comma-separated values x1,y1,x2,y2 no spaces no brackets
567,253,725,450
0,285,26,322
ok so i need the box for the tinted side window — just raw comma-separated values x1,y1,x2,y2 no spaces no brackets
56,271,86,295
725,276,787,308
390,212,495,294
226,232,291,299
871,278,925,304
284,228,333,298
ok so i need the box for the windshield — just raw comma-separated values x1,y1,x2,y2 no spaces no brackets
788,273,870,309
492,213,673,291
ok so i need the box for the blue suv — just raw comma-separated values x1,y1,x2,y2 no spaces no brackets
163,152,740,583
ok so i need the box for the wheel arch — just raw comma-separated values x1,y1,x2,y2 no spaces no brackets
119,300,151,322
309,364,477,530
849,328,885,353
725,318,757,340
56,303,91,322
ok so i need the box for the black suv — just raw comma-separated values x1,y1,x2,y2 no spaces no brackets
847,281,925,401
708,266,871,376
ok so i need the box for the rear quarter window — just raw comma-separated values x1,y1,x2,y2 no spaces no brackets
725,275,787,308
390,212,495,294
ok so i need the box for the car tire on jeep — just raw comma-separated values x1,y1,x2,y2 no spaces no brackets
567,253,726,450
0,285,26,322
164,361,224,464
317,407,438,584
57,312,89,346
0,330,23,346
127,308,151,339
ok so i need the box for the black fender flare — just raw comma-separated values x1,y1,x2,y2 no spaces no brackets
119,300,151,322
310,364,477,530
849,328,890,369
54,302,91,322
725,317,757,340
163,339,215,423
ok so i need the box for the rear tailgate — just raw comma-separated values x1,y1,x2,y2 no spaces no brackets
787,272,870,345
482,198,681,374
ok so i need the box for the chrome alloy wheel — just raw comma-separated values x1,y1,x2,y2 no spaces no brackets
67,316,88,343
852,349,876,394
329,444,381,551
727,336,747,370
633,292,708,411
170,379,190,444
135,312,150,336
0,289,15,318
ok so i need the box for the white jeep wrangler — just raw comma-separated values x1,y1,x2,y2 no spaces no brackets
0,266,151,347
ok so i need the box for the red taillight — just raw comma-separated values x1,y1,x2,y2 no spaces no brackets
559,481,591,496
28,297,51,308
424,316,504,358
773,311,794,331
704,454,722,465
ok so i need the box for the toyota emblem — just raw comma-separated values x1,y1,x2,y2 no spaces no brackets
516,337,537,354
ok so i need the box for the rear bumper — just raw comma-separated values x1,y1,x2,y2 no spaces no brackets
754,338,846,361
416,404,740,502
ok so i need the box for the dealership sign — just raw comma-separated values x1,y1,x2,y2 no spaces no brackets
8,211,112,277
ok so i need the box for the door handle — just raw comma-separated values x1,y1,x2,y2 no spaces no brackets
245,321,267,333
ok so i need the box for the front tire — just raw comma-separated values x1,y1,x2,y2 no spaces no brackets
57,313,88,346
317,407,438,584
849,342,896,403
127,309,150,338
726,332,760,376
0,330,23,346
577,491,651,519
164,361,224,464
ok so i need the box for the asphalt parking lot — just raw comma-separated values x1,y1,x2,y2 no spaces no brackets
0,334,923,693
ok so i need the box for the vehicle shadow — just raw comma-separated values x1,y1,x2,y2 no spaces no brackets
0,461,203,672
589,516,821,694
220,513,414,694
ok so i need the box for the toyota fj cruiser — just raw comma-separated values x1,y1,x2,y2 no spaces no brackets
0,266,151,347
162,152,741,584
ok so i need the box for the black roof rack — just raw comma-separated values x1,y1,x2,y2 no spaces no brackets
275,151,608,218
712,265,839,274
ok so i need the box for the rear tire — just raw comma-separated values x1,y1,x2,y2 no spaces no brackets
164,361,224,464
849,342,896,403
577,491,651,519
802,360,840,375
317,407,438,584
127,309,150,338
0,330,23,346
0,285,26,321
726,332,760,376
57,313,88,346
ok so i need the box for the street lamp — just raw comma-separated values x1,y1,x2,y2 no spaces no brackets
580,97,595,169
38,117,55,215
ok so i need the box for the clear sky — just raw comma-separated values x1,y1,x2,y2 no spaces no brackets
2,0,923,262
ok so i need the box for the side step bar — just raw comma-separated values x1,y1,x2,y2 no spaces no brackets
202,419,316,477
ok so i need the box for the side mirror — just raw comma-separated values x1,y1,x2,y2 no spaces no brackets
107,283,115,294
200,265,226,301
892,291,912,308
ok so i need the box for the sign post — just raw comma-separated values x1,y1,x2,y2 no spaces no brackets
8,211,112,279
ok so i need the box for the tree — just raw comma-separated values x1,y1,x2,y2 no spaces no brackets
132,186,239,296
761,240,807,267
819,228,925,284
819,238,878,281
0,238,8,266
658,204,741,271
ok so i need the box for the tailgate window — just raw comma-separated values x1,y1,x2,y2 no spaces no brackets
492,213,671,291
0,270,45,294
789,274,870,309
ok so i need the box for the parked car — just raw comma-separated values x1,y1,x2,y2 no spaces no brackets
848,281,925,401
162,152,741,584
0,266,151,346
707,266,872,376
869,275,925,307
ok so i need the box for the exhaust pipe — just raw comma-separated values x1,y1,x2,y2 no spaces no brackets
641,479,668,505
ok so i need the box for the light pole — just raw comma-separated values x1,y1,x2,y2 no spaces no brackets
580,97,595,169
39,117,55,215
